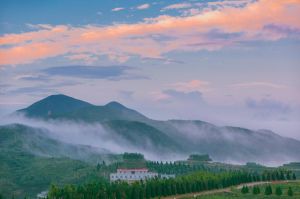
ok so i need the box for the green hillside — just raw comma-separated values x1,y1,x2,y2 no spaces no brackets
0,124,118,164
0,124,120,198
188,181,300,199
0,153,101,198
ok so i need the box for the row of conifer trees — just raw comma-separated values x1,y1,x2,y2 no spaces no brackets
48,169,296,199
241,185,294,196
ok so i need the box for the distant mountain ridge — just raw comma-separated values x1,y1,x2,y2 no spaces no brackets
18,94,92,118
18,94,148,122
13,94,300,163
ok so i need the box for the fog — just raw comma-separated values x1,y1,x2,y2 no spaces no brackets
0,114,187,162
1,113,299,166
167,120,300,167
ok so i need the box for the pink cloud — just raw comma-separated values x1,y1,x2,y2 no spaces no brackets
162,3,192,11
0,0,300,66
172,80,211,92
111,7,124,12
64,53,98,64
136,4,150,10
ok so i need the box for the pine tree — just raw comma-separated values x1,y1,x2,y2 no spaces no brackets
145,184,151,199
292,173,296,180
275,186,282,196
287,187,293,196
264,185,272,195
97,163,101,171
252,186,260,195
280,171,285,180
261,174,266,181
241,186,249,194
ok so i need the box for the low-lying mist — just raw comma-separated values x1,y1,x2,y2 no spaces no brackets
1,113,299,167
166,120,300,166
0,114,187,162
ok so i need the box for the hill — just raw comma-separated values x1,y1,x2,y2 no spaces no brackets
0,123,119,163
17,94,92,118
18,94,148,122
14,94,300,163
0,124,121,198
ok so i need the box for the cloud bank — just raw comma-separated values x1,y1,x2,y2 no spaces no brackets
0,114,185,161
0,0,299,66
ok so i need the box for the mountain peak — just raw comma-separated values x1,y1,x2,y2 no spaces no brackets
105,101,126,109
18,94,92,118
46,94,71,98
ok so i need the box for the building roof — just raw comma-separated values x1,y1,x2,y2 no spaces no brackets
117,168,149,172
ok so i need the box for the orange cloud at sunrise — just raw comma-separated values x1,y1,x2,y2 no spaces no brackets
0,0,299,66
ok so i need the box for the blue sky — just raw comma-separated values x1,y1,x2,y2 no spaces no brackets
0,0,300,139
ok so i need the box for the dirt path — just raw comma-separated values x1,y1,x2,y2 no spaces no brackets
161,180,295,199
162,187,231,199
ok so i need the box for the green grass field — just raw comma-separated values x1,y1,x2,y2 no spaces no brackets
185,181,300,199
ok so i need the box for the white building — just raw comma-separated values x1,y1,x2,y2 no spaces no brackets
110,168,175,182
37,191,48,199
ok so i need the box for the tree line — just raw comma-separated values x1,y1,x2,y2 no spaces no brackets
48,170,288,199
146,161,208,175
242,185,294,196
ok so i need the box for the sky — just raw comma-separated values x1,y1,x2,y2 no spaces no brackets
0,0,300,139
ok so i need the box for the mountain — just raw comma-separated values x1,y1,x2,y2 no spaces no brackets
3,94,300,197
164,120,300,162
0,123,119,164
13,94,300,163
18,94,148,122
102,120,183,153
18,94,92,118
0,124,119,198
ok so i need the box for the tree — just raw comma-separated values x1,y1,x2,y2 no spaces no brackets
286,172,291,180
241,186,249,194
287,187,293,197
264,185,272,195
292,173,296,180
252,186,260,195
275,186,282,196
97,163,101,171
280,171,285,180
